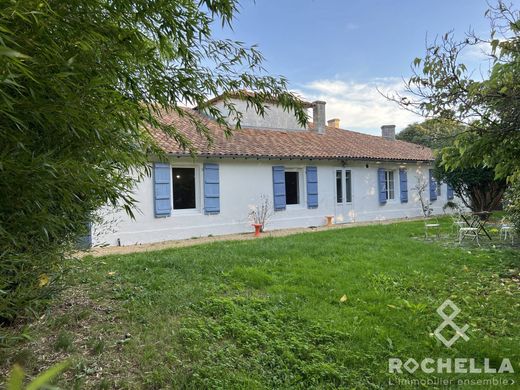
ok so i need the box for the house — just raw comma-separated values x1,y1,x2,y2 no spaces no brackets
92,95,453,246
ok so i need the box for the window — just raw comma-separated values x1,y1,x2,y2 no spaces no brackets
172,167,196,209
285,171,300,205
345,170,352,203
336,170,343,203
336,170,353,203
436,181,442,196
384,170,395,200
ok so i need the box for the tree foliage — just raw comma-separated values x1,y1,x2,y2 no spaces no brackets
388,1,520,181
396,118,463,149
0,0,307,325
434,158,507,212
504,180,520,233
389,1,519,217
397,118,506,211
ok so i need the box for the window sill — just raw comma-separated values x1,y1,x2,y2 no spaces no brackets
286,204,305,210
172,209,202,216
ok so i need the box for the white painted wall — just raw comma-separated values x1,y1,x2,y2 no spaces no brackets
212,98,309,131
92,158,456,246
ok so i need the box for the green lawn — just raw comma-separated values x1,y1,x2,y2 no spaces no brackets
1,219,519,389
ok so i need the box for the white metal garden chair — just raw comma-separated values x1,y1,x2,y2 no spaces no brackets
451,212,466,235
424,217,440,239
500,218,515,244
458,215,480,246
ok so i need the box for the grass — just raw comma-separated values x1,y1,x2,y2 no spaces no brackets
54,331,75,353
1,218,519,389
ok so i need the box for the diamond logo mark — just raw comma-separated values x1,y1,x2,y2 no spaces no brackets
434,299,469,348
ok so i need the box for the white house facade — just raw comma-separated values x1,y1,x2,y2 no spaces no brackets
92,95,453,247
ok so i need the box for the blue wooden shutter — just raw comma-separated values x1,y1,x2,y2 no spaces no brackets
429,169,437,201
272,166,286,211
203,163,220,214
399,168,408,203
447,183,454,200
153,162,171,217
377,168,387,204
306,166,318,209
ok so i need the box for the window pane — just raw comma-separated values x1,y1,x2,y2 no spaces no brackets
385,171,389,199
389,171,394,199
437,181,442,196
385,170,394,200
172,168,196,209
336,170,343,203
345,170,352,203
285,171,299,205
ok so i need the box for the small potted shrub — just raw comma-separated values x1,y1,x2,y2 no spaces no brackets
248,195,273,236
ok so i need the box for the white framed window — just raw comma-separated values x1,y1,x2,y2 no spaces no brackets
385,170,395,200
285,168,304,206
171,165,201,213
436,181,442,196
336,170,353,203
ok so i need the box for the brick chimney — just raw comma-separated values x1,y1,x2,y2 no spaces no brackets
381,125,396,140
312,101,326,134
327,118,340,128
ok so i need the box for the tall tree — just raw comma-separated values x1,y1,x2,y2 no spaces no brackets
388,1,519,217
434,153,507,212
388,1,520,181
0,0,307,324
397,119,506,211
396,118,463,149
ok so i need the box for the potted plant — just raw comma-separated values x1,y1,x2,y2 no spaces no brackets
248,195,273,236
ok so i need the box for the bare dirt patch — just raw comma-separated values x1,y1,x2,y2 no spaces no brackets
0,285,137,388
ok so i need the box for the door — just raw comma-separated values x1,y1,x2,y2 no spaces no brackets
334,169,353,223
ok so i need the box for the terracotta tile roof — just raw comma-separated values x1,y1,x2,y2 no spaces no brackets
151,108,434,162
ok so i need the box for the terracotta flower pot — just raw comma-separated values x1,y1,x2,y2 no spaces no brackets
252,223,263,237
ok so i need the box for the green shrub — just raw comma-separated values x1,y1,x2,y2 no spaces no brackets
0,244,68,327
504,178,520,233
0,0,305,331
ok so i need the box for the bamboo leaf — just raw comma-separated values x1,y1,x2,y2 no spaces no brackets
0,46,29,58
7,364,24,390
26,361,70,390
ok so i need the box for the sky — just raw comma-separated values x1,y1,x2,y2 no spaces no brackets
213,0,506,135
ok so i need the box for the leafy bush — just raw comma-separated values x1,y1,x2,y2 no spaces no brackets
504,179,520,233
0,243,69,327
0,0,306,327
435,143,507,212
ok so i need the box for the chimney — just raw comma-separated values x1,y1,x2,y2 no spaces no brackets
327,118,340,128
381,125,396,140
312,101,326,134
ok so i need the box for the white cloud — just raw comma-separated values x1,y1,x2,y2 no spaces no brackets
461,41,492,62
295,78,423,135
